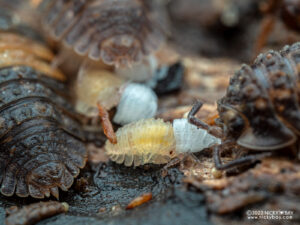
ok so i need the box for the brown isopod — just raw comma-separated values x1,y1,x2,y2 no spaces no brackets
39,0,163,67
188,42,300,170
0,6,87,198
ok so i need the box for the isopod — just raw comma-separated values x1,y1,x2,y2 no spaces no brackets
105,118,221,167
39,0,163,67
75,68,158,126
188,42,300,171
0,30,87,198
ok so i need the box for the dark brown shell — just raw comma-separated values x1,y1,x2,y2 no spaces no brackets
0,66,87,199
39,0,163,67
218,42,300,150
0,1,87,199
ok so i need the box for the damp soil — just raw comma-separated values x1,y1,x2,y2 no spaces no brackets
0,162,212,225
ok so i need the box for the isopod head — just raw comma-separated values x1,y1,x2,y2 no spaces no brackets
173,118,221,153
113,83,158,125
217,103,246,138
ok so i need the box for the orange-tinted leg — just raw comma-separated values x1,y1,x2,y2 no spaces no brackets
204,113,219,126
97,103,117,144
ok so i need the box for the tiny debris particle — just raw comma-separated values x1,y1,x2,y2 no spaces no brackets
74,177,90,193
212,168,223,179
126,193,153,210
98,207,106,213
5,201,69,225
110,204,122,216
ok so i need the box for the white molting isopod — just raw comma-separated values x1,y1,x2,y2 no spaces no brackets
113,83,158,125
173,118,221,153
105,117,221,166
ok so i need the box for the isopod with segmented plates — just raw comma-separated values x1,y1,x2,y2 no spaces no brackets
0,2,87,199
39,0,163,67
188,42,300,171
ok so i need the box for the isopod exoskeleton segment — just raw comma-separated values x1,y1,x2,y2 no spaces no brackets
219,42,300,150
0,31,87,198
40,0,163,67
203,42,300,171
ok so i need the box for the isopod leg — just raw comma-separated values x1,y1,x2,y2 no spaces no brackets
188,101,223,138
213,144,273,170
161,153,201,177
161,157,182,177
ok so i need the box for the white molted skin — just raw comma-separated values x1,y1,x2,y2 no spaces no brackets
173,118,221,153
113,83,158,125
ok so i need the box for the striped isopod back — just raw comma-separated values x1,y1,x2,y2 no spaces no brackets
0,14,87,198
218,42,300,151
39,0,163,67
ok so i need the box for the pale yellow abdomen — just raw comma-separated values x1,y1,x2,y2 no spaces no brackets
105,118,176,167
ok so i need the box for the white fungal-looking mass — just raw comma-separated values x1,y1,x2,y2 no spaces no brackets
173,118,221,153
113,83,158,125
105,118,221,166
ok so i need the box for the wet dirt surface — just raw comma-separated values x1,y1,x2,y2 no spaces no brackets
185,158,300,224
0,162,212,225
